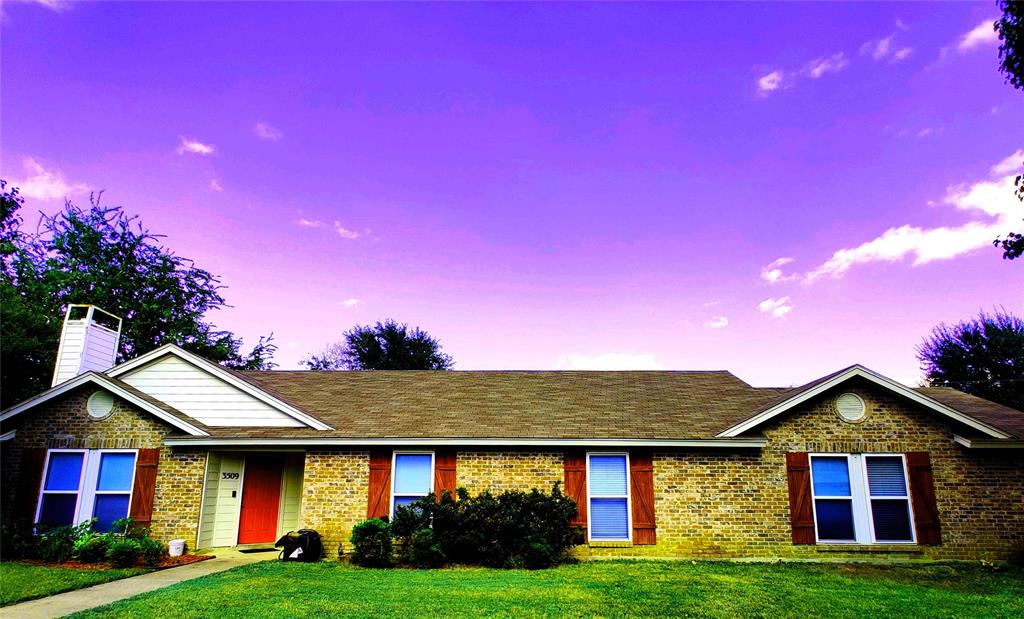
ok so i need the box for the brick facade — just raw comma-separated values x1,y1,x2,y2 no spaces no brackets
299,450,369,556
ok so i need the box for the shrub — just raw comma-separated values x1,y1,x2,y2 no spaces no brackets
111,517,148,540
37,521,92,564
407,528,446,568
138,536,168,566
349,518,393,568
107,538,142,567
73,531,112,563
0,519,38,560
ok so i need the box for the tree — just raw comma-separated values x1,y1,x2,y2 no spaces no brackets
993,2,1024,259
303,319,454,370
0,185,276,407
917,310,1024,411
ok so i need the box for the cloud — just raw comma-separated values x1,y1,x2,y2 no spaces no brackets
860,35,893,61
802,52,849,79
554,353,665,371
340,298,361,308
990,150,1023,176
176,137,215,155
13,157,90,200
805,152,1023,280
892,47,914,62
760,257,798,283
26,0,70,10
254,122,282,141
297,218,323,227
334,221,361,239
757,71,784,95
704,316,729,329
210,179,223,192
758,297,794,318
917,127,933,138
957,20,998,52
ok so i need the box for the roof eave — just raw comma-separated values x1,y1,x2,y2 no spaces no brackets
163,436,768,448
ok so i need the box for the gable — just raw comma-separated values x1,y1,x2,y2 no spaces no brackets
117,355,307,427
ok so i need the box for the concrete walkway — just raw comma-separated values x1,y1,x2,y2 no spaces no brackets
1,549,277,619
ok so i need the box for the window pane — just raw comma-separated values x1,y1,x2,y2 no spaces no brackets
97,453,136,491
866,457,907,497
93,495,130,532
44,452,84,491
589,455,627,496
815,499,856,541
39,494,77,527
393,454,432,495
590,498,629,539
811,457,851,496
871,500,913,541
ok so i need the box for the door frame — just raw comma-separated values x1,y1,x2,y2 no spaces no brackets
236,455,285,545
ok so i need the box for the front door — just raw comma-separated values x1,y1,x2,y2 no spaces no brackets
238,456,282,544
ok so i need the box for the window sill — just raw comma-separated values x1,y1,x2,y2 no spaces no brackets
815,544,923,554
588,541,633,548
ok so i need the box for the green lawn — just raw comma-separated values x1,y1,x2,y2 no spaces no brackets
0,562,147,607
67,560,1023,618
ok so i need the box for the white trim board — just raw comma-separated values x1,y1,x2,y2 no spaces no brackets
716,365,1012,439
108,344,332,431
163,437,768,448
0,372,209,436
953,435,1024,449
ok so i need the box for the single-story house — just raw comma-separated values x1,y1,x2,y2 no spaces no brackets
2,306,1022,561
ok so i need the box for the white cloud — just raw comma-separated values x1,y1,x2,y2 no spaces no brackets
13,157,90,200
957,20,998,52
334,221,361,239
990,150,1023,176
860,35,893,61
760,257,797,283
704,316,729,329
917,127,934,138
297,218,323,227
895,18,910,32
554,353,665,371
892,47,914,62
176,137,215,155
254,122,282,141
210,179,223,192
758,297,794,318
340,298,361,308
806,152,1023,280
757,71,784,94
802,52,849,79
27,0,70,10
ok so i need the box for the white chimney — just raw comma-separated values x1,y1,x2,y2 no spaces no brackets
52,305,123,387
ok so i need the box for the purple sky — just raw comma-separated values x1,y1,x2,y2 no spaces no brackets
2,1,1022,387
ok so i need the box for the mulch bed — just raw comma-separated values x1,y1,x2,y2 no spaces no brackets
23,554,214,571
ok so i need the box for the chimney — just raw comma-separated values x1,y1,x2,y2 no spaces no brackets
52,305,123,387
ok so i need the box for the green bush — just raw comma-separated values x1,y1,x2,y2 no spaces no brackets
407,528,446,568
138,536,168,566
0,519,38,560
106,538,142,567
37,521,93,564
349,518,393,568
72,531,112,563
111,517,148,540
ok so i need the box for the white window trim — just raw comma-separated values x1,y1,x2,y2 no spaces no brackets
35,448,138,529
389,450,434,519
586,451,632,543
809,453,916,545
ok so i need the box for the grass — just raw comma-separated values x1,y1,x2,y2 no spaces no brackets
0,562,147,607
67,560,1023,618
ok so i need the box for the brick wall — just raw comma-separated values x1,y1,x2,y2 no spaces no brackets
299,450,370,557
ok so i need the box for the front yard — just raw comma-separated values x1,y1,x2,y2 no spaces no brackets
68,560,1023,618
0,562,147,606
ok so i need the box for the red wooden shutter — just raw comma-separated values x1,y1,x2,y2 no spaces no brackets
785,452,816,545
18,447,47,522
564,451,588,538
129,448,161,529
906,452,941,545
434,450,457,499
367,450,392,519
630,451,657,545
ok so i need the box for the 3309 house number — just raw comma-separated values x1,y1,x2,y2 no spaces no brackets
222,472,240,480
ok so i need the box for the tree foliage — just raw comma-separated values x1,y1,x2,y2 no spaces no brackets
993,2,1024,259
917,310,1024,411
303,319,453,370
0,183,275,407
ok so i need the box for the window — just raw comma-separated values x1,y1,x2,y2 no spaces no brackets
587,453,630,541
391,452,433,515
36,450,137,532
809,453,914,544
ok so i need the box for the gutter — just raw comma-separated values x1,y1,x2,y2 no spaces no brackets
953,435,1024,450
163,437,768,449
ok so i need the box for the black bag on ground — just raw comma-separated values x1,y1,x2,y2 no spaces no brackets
275,529,323,562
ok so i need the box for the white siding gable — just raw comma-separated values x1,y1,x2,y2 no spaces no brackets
120,355,304,427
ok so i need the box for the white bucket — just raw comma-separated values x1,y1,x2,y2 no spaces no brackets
168,539,186,557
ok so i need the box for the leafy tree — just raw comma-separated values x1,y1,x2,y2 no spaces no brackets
1,185,276,407
917,310,1024,411
303,319,454,370
993,2,1024,259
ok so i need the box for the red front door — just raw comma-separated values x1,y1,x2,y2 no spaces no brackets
238,456,282,544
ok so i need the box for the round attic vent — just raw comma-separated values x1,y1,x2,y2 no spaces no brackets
836,392,866,422
87,391,115,419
